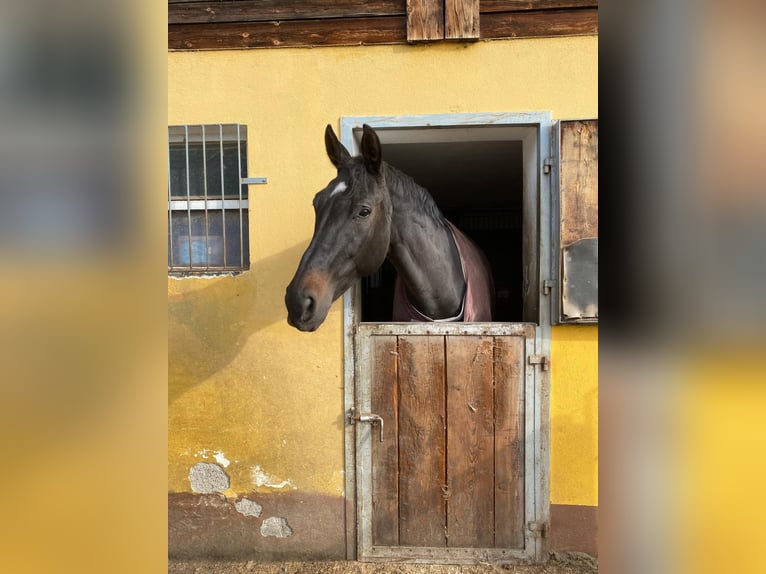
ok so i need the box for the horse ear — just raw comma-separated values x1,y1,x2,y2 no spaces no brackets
325,124,350,168
361,124,382,175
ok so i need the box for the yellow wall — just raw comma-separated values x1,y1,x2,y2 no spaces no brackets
168,38,598,503
550,325,599,506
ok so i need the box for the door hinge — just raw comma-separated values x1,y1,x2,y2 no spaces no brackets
543,160,553,175
527,521,547,537
528,355,550,371
543,279,554,296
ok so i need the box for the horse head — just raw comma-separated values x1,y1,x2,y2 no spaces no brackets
285,124,392,331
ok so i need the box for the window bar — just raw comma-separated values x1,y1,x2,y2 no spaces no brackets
219,124,227,269
185,125,193,270
237,123,244,269
202,125,210,271
167,128,174,269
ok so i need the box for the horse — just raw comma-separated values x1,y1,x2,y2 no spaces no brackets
285,124,494,332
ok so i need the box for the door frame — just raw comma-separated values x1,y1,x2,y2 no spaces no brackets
340,112,554,562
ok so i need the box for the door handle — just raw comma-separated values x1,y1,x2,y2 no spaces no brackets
347,408,384,442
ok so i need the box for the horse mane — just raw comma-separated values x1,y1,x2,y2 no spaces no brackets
382,162,446,224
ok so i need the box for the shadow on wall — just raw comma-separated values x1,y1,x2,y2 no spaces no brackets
169,242,309,405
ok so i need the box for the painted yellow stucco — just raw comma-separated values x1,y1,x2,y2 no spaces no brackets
550,325,599,506
168,38,598,501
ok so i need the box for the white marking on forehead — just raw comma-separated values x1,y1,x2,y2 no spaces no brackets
330,181,348,196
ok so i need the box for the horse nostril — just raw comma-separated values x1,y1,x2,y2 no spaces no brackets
304,295,315,315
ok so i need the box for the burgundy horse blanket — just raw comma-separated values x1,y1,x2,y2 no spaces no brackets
392,220,494,322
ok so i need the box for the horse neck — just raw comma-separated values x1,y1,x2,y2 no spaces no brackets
383,164,466,319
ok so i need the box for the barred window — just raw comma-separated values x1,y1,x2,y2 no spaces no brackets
168,124,249,274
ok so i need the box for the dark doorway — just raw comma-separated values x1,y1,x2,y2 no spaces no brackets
361,139,524,323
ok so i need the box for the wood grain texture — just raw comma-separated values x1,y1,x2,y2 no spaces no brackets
361,331,529,553
169,0,405,25
370,335,400,546
445,0,480,40
560,119,598,246
169,17,407,50
445,336,495,547
407,0,445,42
397,336,447,547
493,336,526,548
481,8,598,38
480,0,598,12
169,6,597,50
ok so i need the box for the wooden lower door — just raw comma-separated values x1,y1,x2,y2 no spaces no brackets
353,323,541,563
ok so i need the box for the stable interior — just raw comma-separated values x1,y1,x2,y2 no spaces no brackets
360,133,527,323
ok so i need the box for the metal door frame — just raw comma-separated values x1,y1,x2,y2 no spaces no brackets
340,113,554,563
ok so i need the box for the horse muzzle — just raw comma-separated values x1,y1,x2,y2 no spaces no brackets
285,270,334,332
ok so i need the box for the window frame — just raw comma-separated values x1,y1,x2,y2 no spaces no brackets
167,123,250,275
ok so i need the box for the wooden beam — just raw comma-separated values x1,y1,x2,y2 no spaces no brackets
481,8,598,39
445,0,480,40
480,0,598,12
168,6,598,51
169,17,407,50
170,0,406,26
407,0,444,42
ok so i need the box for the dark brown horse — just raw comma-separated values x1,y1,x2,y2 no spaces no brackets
285,124,494,332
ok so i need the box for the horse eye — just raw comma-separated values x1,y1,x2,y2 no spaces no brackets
357,207,372,218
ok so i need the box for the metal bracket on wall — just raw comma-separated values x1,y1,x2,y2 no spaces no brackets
241,177,268,185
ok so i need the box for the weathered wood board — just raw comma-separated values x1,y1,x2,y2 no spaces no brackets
365,331,527,551
445,0,480,40
560,120,598,247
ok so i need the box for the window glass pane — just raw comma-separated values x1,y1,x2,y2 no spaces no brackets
205,137,223,199
222,141,241,199
170,211,223,269
169,135,186,198
186,125,205,198
224,209,246,269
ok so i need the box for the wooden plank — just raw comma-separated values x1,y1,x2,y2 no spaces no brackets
560,119,598,246
481,8,598,39
169,17,407,50
397,335,447,547
493,336,525,548
445,335,495,547
407,0,444,42
445,0,480,40
480,0,598,12
370,335,400,546
170,0,406,25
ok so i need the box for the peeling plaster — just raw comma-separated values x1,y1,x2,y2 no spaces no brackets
189,462,230,493
260,516,293,538
213,451,231,467
251,465,295,490
234,498,262,517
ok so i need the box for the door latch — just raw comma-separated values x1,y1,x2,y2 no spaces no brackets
347,407,384,442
